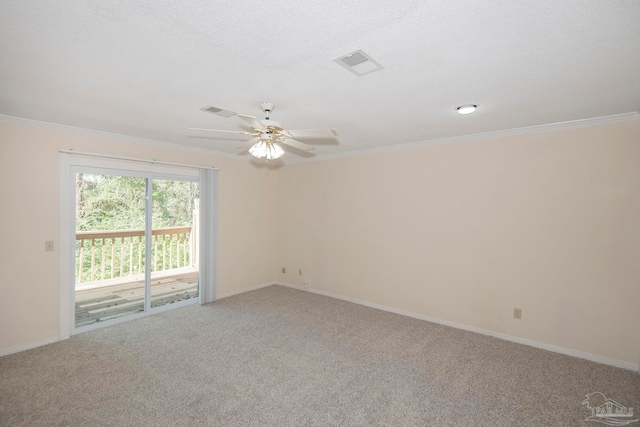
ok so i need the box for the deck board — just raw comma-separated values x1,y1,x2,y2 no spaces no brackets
75,269,199,327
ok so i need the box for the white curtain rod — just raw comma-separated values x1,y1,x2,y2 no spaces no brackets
59,149,219,170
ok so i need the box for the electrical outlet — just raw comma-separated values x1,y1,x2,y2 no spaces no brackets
299,269,302,276
513,308,522,319
303,280,309,290
281,267,286,274
45,241,54,252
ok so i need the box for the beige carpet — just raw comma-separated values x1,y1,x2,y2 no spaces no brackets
1,285,638,426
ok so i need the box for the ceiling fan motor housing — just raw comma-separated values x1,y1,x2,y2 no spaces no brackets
260,120,282,130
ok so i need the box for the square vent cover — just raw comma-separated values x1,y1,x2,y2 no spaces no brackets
334,49,384,77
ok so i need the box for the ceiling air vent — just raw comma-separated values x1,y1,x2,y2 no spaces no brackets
334,49,384,77
201,105,237,118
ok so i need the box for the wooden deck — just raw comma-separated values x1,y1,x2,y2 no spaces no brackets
75,268,199,327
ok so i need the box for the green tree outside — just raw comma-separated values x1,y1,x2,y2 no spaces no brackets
75,174,199,282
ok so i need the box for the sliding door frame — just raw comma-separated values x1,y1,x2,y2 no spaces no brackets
59,153,212,339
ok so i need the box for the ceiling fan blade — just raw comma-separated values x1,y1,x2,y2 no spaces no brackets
238,137,260,151
287,128,339,138
187,127,255,135
236,114,264,129
279,138,315,152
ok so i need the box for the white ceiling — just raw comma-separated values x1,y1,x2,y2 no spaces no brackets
1,1,639,160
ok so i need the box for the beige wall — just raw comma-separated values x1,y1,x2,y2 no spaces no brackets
2,118,639,368
276,121,640,366
0,121,278,352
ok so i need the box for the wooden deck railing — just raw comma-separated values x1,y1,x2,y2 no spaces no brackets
76,226,197,283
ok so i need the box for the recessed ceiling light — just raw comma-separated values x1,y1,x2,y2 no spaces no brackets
457,104,477,115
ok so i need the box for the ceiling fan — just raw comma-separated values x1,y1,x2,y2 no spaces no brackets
188,102,338,160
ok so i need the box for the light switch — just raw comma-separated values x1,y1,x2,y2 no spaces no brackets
45,241,54,252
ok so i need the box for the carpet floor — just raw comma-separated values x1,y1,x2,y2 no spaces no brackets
1,285,638,426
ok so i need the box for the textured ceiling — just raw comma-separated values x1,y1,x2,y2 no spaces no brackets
1,1,639,160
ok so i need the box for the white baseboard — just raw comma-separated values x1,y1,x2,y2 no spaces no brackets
215,281,277,300
4,281,637,374
0,336,60,358
275,281,639,373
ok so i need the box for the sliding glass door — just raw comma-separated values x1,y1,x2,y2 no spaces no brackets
74,173,147,326
149,179,199,309
72,168,199,330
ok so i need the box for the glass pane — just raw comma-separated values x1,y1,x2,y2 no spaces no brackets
74,173,147,327
150,179,199,309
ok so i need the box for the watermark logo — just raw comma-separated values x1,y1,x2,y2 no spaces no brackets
582,392,638,426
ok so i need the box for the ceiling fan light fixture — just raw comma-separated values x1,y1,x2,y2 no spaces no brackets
457,104,477,115
193,102,336,159
249,139,285,160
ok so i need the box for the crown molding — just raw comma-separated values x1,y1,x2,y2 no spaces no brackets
2,111,638,165
0,114,239,159
287,111,640,164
